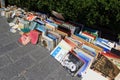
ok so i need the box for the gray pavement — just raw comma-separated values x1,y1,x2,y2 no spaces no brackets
0,16,80,80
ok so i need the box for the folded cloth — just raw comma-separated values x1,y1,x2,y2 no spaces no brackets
29,30,39,44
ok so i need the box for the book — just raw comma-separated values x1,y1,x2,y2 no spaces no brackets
94,41,111,52
81,31,96,40
75,34,91,42
58,25,71,36
64,37,77,49
81,44,97,57
45,22,57,31
71,34,103,53
50,40,73,62
55,29,68,38
47,30,62,44
26,13,37,21
73,48,94,77
90,53,120,80
82,68,108,80
101,51,120,69
46,33,58,48
36,23,46,32
61,51,84,76
61,22,76,34
40,32,54,51
29,21,37,30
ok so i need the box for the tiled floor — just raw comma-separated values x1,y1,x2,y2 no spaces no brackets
0,16,80,80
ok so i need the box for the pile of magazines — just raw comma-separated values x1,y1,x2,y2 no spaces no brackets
0,5,120,80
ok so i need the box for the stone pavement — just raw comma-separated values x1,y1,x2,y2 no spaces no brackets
0,16,80,80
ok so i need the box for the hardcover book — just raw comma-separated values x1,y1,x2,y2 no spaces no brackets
90,54,120,80
101,51,120,69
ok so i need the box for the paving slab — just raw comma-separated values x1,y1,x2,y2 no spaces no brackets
0,16,80,80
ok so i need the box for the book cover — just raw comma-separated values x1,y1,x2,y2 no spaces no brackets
36,23,46,32
61,51,84,76
82,68,108,80
47,30,62,44
81,44,97,57
75,34,90,42
45,23,57,31
81,32,96,40
90,54,120,80
50,40,73,62
29,21,37,30
47,33,58,48
64,37,77,49
40,33,54,51
73,48,94,77
101,51,120,69
55,29,68,38
71,34,103,53
58,25,71,36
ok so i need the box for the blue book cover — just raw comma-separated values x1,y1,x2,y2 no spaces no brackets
47,33,58,47
47,34,56,40
94,41,111,51
82,45,96,57
36,23,46,32
29,21,37,30
75,34,90,42
46,18,54,23
35,19,45,25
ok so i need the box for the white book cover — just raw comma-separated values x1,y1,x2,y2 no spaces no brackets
82,69,108,80
41,33,54,51
50,40,72,63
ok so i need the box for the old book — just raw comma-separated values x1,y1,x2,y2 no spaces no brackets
90,54,120,80
101,51,120,69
